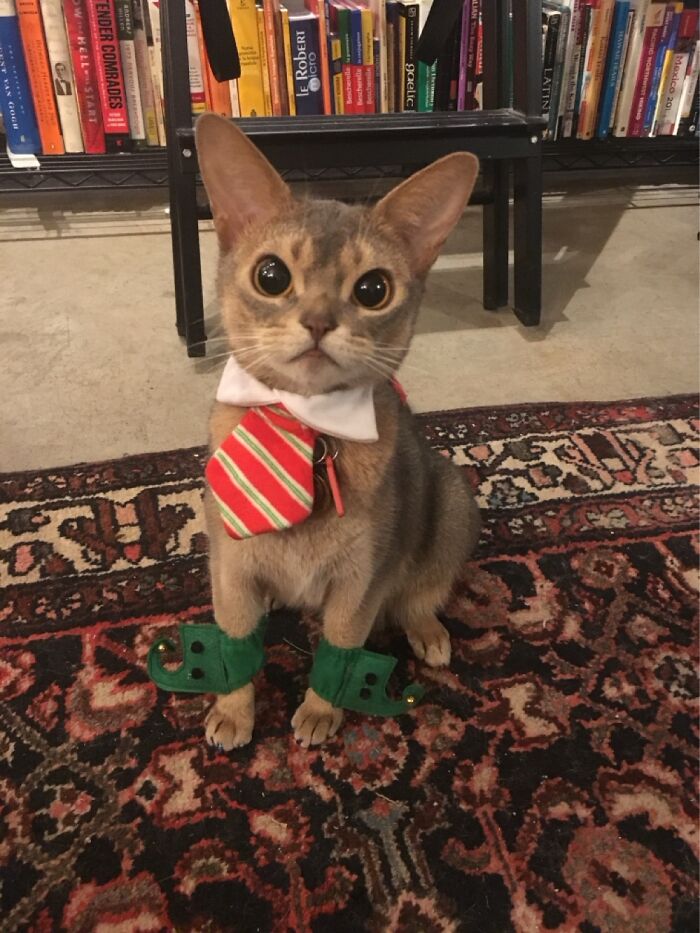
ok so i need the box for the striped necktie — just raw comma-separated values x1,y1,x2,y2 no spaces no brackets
206,404,319,539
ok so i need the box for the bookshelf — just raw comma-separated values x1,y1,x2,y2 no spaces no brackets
0,0,697,356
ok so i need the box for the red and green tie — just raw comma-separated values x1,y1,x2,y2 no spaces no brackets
206,404,319,539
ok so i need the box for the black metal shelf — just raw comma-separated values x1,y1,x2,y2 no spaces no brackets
1,131,695,193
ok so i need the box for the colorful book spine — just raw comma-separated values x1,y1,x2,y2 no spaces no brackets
399,1,418,110
194,0,212,109
579,0,615,139
184,0,206,115
304,0,332,113
114,0,145,140
627,2,668,135
329,31,342,110
130,0,157,142
369,0,387,111
608,8,634,128
360,5,374,111
142,0,164,143
596,0,630,136
571,0,593,135
63,0,105,152
563,0,587,135
289,8,322,112
229,0,264,116
345,4,363,112
463,0,479,108
658,10,698,134
674,38,699,134
85,0,130,150
644,2,680,134
16,0,64,152
416,0,434,111
256,4,272,114
37,0,83,151
281,6,295,114
0,0,41,153
262,0,284,114
385,0,398,110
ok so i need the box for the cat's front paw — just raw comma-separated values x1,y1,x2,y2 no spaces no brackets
205,683,255,750
292,687,343,747
406,616,451,668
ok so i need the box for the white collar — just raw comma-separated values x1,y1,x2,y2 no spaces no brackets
215,354,378,442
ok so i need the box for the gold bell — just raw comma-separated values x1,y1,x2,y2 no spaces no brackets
156,642,169,654
405,695,416,705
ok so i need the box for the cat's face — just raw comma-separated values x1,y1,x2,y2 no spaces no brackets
196,115,479,396
217,199,423,395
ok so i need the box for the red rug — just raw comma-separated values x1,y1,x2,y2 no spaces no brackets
1,396,698,932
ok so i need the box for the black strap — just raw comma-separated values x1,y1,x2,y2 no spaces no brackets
198,0,241,82
415,0,465,65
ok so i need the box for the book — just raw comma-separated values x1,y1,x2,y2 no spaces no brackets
463,0,479,108
63,0,105,152
613,0,652,135
578,0,615,139
360,5,374,112
16,0,64,152
142,0,164,143
85,0,130,151
398,1,418,110
674,38,699,134
280,5,295,114
304,0,332,113
256,4,272,113
369,0,387,111
196,0,232,116
0,0,41,153
545,1,570,135
658,9,698,134
416,0,435,111
114,0,145,140
130,0,158,142
555,0,577,136
542,6,562,131
262,0,285,114
644,1,681,134
385,0,398,109
447,6,461,108
608,7,634,129
229,0,265,116
596,0,630,136
344,3,364,112
456,0,470,110
571,0,593,135
563,0,587,134
194,0,212,108
287,1,322,112
330,1,356,112
37,0,83,150
184,0,206,116
627,2,669,136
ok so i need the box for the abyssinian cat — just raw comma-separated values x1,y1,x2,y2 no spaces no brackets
196,113,481,749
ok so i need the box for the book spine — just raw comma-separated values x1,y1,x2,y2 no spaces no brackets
274,0,289,112
446,5,460,108
0,0,41,152
85,0,130,150
256,4,272,114
142,0,163,143
345,6,363,112
37,0,83,151
581,0,615,139
194,0,212,109
262,0,283,114
369,0,386,111
596,0,629,136
63,0,105,151
130,0,156,141
608,8,634,129
289,13,322,113
360,6,374,112
386,0,398,110
644,2,679,134
183,0,206,115
627,2,667,135
280,6,295,114
16,0,64,152
114,0,144,139
546,4,569,135
555,0,577,135
563,0,586,135
571,0,592,136
674,39,699,133
575,2,598,138
228,0,264,116
456,0,468,109
229,75,240,114
612,0,649,134
305,0,332,113
542,11,560,127
658,11,698,134
463,0,479,108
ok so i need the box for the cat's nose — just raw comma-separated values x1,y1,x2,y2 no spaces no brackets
300,313,337,345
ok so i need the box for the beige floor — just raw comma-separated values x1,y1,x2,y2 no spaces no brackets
1,182,698,472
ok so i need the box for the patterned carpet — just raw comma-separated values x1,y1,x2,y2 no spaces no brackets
1,396,698,932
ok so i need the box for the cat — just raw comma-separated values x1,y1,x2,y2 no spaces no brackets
195,113,481,749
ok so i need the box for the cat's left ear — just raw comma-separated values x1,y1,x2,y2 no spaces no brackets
195,113,292,252
372,152,479,276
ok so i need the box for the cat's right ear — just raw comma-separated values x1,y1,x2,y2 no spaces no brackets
195,113,291,252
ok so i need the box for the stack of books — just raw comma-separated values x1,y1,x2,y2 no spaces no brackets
0,0,697,157
542,0,699,139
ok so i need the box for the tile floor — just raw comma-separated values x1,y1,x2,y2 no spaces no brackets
1,181,697,471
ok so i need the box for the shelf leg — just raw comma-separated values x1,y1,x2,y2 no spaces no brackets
170,171,206,357
482,160,509,310
513,152,542,326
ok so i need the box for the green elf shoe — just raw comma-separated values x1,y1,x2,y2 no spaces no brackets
309,638,425,716
147,619,267,694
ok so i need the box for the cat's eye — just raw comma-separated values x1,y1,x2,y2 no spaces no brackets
353,269,392,310
254,255,292,297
